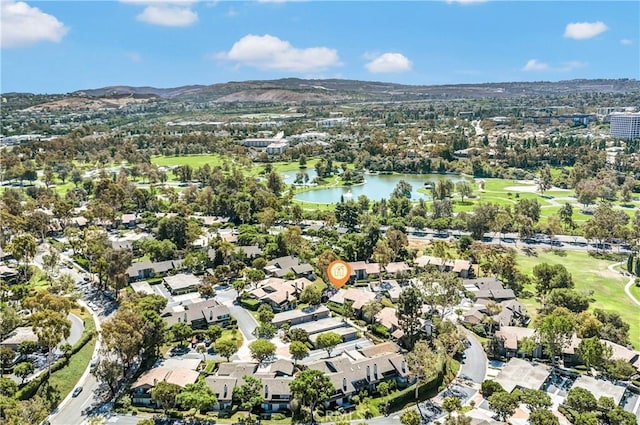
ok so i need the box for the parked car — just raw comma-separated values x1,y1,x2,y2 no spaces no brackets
72,387,83,397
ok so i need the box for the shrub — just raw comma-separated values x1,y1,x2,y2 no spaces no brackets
372,323,390,338
239,298,261,311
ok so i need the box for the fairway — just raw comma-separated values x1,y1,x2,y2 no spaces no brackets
150,154,227,168
516,249,639,350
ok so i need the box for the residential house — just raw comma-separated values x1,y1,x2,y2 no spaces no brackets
494,326,543,358
204,343,409,412
494,358,551,393
0,265,19,285
247,277,313,311
162,298,231,329
414,255,473,278
328,288,377,317
383,262,412,278
348,261,381,281
164,273,201,295
271,305,330,328
0,327,38,351
127,259,183,282
119,213,138,228
131,367,200,406
264,256,314,279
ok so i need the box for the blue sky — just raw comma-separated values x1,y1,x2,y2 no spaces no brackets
1,1,638,93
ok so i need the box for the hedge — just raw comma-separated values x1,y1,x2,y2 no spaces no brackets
16,330,95,400
327,301,344,315
386,373,442,412
239,298,260,311
372,324,390,339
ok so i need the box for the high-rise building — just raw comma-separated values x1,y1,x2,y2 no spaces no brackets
610,112,640,139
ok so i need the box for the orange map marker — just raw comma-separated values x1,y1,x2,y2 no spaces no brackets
327,260,351,288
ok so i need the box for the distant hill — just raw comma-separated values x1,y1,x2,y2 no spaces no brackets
70,78,640,103
4,78,639,110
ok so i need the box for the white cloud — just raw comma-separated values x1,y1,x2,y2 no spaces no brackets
125,51,142,62
217,34,341,72
522,59,549,71
522,59,588,72
1,1,68,48
121,1,198,27
136,5,198,26
226,6,238,17
564,21,608,40
365,53,412,73
559,60,587,72
620,38,633,45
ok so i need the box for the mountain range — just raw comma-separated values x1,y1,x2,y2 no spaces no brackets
3,78,640,110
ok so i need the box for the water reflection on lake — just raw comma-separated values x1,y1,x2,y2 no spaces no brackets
281,169,469,203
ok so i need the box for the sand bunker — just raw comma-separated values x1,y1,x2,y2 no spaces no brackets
504,185,539,193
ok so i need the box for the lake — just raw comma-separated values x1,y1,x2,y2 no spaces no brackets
281,169,470,203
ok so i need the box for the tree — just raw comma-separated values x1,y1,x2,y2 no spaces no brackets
545,288,590,313
405,341,438,406
520,388,551,411
400,409,421,425
289,340,309,366
386,229,408,261
529,408,560,425
0,377,18,397
288,328,309,343
170,322,193,347
519,336,536,359
577,337,611,370
442,396,462,417
290,369,335,425
604,358,636,380
559,203,574,229
488,390,519,422
6,234,36,279
315,332,342,358
249,339,276,364
565,387,597,413
607,407,638,425
0,305,19,341
372,239,392,281
533,263,573,299
538,165,552,195
215,338,238,362
456,181,473,203
0,347,15,376
396,286,424,349
480,380,505,398
362,300,383,323
233,375,263,420
176,378,217,413
100,308,144,372
13,362,34,384
299,285,322,306
257,304,275,324
151,381,181,413
92,359,122,397
31,310,71,376
535,307,574,365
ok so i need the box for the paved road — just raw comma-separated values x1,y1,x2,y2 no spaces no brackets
459,329,487,384
608,262,640,307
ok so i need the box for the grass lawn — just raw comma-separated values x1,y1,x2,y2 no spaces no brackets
151,154,227,168
217,328,244,348
629,284,640,304
516,249,639,349
48,331,96,400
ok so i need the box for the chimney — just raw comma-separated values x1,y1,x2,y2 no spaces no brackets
184,312,187,322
